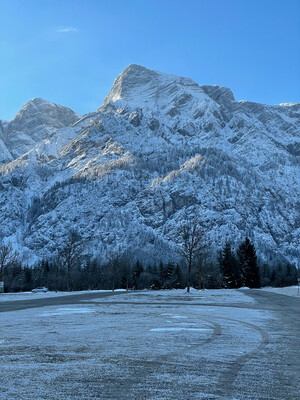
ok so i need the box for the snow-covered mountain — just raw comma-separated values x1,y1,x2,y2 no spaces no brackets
1,98,80,161
0,65,299,265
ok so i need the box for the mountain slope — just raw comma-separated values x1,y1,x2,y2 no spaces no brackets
0,65,299,265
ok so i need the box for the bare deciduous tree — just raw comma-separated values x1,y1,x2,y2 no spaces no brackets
0,243,18,281
59,231,82,291
176,216,203,293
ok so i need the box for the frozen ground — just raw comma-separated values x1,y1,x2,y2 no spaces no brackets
260,285,299,297
0,289,126,302
0,289,299,399
82,288,255,305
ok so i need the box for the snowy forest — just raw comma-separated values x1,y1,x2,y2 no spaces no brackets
0,235,298,293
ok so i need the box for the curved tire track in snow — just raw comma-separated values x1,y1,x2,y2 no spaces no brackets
152,315,269,398
165,318,222,360
215,317,269,396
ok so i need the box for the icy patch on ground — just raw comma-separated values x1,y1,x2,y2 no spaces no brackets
41,307,96,317
151,327,210,332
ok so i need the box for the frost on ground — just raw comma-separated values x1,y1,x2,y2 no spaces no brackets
40,307,96,317
260,285,299,297
89,288,255,305
0,289,125,302
0,289,299,400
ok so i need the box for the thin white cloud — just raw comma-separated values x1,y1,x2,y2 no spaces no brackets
56,27,78,33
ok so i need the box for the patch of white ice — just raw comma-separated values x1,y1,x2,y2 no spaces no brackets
151,327,210,332
41,307,96,316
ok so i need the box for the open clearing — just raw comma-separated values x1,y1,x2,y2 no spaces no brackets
0,289,299,399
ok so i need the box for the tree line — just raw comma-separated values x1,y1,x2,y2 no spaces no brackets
0,234,298,293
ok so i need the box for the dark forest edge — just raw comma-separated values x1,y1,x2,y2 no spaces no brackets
0,237,298,293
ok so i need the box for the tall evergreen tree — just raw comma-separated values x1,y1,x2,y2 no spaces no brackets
159,260,166,286
172,264,183,289
219,241,240,288
237,237,260,288
164,262,174,289
132,260,143,290
0,243,18,282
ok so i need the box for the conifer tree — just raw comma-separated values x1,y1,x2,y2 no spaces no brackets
172,264,183,289
0,243,18,282
132,260,143,290
219,241,240,288
237,237,260,288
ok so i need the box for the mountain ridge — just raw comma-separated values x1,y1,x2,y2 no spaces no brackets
0,65,299,266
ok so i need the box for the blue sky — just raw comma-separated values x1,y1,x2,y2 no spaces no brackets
1,0,299,120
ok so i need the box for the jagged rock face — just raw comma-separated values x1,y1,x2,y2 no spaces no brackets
0,120,13,164
103,64,213,117
2,98,80,159
0,65,299,265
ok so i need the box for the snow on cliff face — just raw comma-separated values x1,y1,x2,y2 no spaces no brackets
0,65,299,265
0,120,13,164
103,64,210,111
1,98,80,159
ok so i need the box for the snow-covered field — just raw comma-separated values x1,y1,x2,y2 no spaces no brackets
1,286,298,303
0,289,298,399
88,287,255,304
0,289,126,302
260,285,299,297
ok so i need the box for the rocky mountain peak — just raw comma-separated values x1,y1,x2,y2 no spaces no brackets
103,64,208,111
2,98,80,160
102,65,238,118
9,97,80,130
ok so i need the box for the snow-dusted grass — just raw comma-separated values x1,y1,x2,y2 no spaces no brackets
0,289,125,302
41,307,97,317
1,289,288,400
2,286,298,306
89,287,255,304
260,285,299,297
